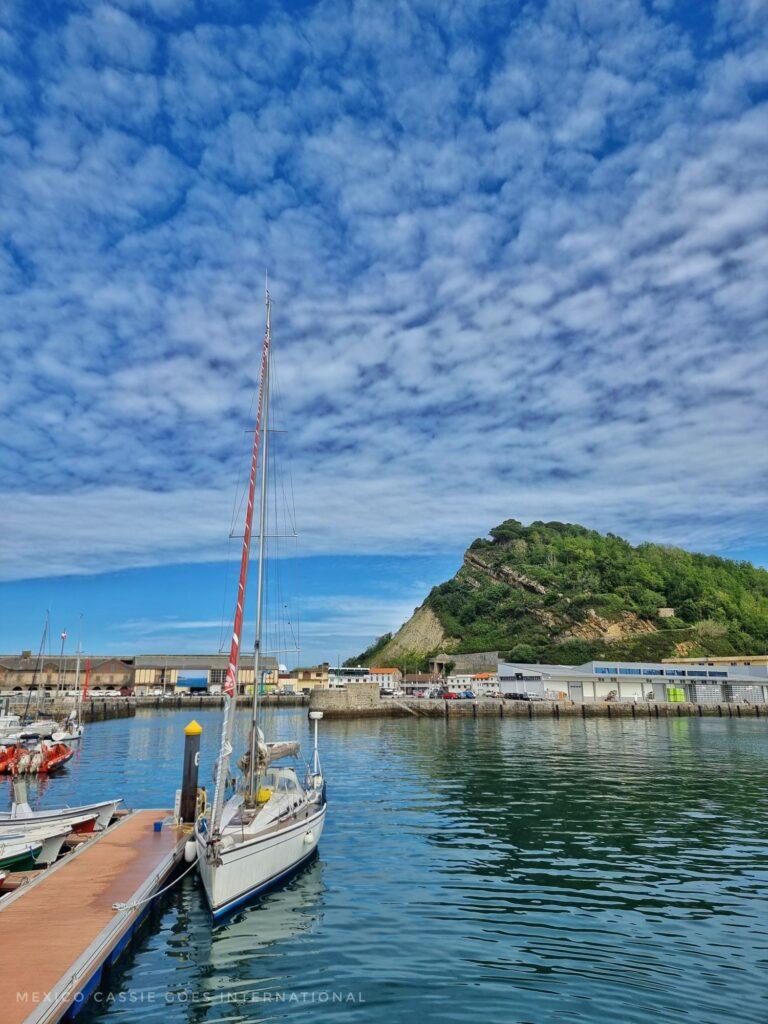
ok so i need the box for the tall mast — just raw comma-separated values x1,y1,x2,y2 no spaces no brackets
24,612,48,723
57,630,67,700
73,614,83,724
210,290,272,834
247,296,271,800
73,639,82,725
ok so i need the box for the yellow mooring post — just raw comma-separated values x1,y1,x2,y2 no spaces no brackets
180,719,203,823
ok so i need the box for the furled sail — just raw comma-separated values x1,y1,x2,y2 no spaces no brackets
238,739,300,775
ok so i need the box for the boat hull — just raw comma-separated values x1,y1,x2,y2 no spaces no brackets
0,844,41,872
196,803,326,919
0,798,120,831
31,828,70,866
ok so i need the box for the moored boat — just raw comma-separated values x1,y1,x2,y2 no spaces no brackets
0,839,43,872
195,287,327,919
0,741,74,774
0,822,75,866
0,795,121,832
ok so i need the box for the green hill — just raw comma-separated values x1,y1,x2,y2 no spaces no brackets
351,520,768,669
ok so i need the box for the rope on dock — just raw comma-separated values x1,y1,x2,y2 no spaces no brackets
112,856,197,911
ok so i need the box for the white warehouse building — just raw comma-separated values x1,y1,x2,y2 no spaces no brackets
498,660,768,704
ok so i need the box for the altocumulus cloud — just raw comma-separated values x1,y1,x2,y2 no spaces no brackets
1,0,767,581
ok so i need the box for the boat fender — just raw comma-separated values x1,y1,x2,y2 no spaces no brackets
303,830,314,845
184,839,198,864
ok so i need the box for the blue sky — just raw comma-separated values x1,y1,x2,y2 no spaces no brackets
1,0,767,665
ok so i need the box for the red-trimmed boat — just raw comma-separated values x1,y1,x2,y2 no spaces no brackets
0,741,74,774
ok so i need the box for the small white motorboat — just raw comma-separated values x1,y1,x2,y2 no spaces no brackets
0,838,42,871
0,788,120,833
0,821,74,866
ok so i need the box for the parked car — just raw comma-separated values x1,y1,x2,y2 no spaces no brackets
503,691,531,701
442,691,460,700
461,690,476,700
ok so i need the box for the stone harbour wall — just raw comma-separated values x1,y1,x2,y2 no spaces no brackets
309,693,768,721
309,682,384,716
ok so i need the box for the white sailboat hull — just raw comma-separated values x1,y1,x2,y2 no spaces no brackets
196,802,326,919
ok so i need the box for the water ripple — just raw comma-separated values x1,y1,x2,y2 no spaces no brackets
19,709,768,1024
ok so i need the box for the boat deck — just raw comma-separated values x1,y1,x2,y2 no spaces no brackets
0,809,187,1024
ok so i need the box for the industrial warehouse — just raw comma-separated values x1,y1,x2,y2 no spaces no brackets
495,658,768,704
0,652,281,695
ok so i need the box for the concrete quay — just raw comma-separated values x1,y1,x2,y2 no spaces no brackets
2,697,136,724
131,693,308,710
309,684,768,722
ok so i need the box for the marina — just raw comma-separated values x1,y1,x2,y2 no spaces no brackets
1,705,766,1023
2,3,766,1021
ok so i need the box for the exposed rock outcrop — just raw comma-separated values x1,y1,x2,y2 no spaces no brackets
560,610,658,643
463,552,548,594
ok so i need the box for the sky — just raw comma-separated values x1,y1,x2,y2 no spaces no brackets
1,0,767,665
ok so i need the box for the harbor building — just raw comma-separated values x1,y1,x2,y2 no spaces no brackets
429,651,498,675
0,653,133,693
369,667,403,686
447,671,500,695
403,673,441,694
328,666,372,688
133,654,279,695
498,659,768,704
0,652,278,696
289,662,330,692
663,655,768,667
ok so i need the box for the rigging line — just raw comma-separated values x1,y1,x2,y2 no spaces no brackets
218,385,258,652
270,350,300,661
269,353,290,672
217,530,235,654
228,385,257,536
269,403,284,674
277,462,287,672
270,351,298,540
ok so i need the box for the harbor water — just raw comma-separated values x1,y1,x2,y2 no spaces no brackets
13,707,768,1023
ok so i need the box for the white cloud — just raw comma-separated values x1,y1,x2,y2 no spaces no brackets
1,0,767,583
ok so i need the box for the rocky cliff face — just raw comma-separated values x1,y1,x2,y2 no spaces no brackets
365,605,450,665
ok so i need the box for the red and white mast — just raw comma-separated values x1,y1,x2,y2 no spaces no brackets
210,290,272,833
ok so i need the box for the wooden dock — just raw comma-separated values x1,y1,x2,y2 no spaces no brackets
0,810,188,1024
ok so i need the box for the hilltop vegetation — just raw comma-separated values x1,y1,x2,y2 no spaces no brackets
349,520,768,668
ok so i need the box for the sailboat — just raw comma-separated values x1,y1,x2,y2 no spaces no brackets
195,287,327,920
51,645,86,743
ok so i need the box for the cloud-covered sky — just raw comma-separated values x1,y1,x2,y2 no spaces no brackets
1,0,767,657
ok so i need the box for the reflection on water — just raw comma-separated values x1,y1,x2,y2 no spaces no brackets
23,708,768,1024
